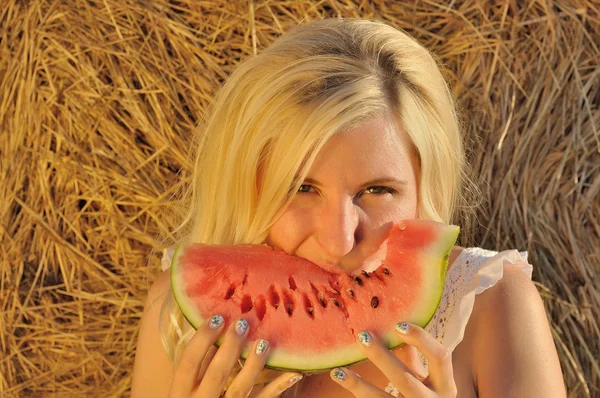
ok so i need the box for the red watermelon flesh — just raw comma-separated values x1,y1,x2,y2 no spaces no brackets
170,219,459,371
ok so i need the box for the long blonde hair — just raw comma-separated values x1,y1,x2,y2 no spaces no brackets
158,17,472,395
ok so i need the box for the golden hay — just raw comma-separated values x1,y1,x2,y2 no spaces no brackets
0,0,598,396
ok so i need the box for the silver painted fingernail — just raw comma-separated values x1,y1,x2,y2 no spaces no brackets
256,339,269,355
332,368,347,382
208,315,224,329
235,318,249,335
289,374,303,385
396,322,411,334
357,331,372,346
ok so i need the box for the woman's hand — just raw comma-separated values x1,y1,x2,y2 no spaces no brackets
330,322,457,398
168,314,303,398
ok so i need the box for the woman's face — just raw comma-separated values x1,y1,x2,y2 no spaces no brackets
266,114,419,274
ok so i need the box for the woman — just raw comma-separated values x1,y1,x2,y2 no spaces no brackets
131,18,566,397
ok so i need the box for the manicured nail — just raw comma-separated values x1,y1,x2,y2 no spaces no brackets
256,339,269,355
332,368,347,382
357,331,372,346
289,374,303,385
235,318,249,335
208,314,224,329
396,322,411,334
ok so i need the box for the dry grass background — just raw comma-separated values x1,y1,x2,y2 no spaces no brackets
1,0,598,396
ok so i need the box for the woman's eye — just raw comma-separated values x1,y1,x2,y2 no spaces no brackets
296,184,397,196
297,184,314,193
363,186,397,195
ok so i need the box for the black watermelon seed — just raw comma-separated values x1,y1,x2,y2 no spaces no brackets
371,296,379,308
346,288,354,298
383,268,390,275
354,277,363,286
318,292,327,307
361,270,370,278
332,298,340,307
224,284,236,300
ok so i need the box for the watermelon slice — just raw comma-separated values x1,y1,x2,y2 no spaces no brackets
170,219,459,372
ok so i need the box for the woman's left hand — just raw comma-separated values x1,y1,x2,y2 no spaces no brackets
329,322,457,398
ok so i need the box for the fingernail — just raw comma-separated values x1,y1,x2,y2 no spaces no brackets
289,374,303,385
396,322,411,334
357,331,372,346
235,318,249,335
256,339,269,355
332,368,347,382
208,314,224,329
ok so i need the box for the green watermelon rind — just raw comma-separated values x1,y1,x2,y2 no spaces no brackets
170,223,459,372
171,245,205,329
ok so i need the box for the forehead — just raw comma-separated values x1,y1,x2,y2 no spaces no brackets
307,114,415,180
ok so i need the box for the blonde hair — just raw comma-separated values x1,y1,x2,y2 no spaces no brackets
159,17,472,395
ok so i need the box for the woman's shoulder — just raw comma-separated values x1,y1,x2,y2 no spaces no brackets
448,245,535,326
424,245,532,354
448,245,532,277
147,268,171,307
465,261,566,396
457,244,533,328
469,255,540,330
469,260,539,324
131,268,175,397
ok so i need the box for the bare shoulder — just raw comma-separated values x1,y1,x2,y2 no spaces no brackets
146,268,172,307
131,269,174,397
468,264,566,397
475,263,537,308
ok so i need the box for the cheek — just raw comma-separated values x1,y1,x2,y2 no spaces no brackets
365,185,419,225
404,186,419,219
266,205,313,252
365,198,417,229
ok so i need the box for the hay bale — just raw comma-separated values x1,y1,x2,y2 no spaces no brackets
0,0,597,396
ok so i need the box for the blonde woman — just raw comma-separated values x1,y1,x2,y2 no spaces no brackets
131,18,566,398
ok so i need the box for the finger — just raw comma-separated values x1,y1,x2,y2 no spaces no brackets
330,367,394,398
253,372,303,398
356,330,430,398
395,322,455,393
170,314,226,397
390,343,428,381
195,318,250,397
197,345,218,380
224,339,270,398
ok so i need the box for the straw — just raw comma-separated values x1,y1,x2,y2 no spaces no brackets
1,0,598,396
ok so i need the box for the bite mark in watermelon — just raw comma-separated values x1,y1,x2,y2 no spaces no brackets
170,219,459,372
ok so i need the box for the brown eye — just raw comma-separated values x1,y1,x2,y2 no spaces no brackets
364,186,397,195
297,184,314,193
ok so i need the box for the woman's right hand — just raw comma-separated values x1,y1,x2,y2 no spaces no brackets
168,314,303,398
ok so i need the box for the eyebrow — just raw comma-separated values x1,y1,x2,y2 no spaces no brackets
302,177,408,188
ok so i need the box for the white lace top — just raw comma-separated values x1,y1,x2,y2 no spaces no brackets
160,246,532,397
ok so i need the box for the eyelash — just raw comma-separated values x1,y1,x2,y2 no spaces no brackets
297,185,398,197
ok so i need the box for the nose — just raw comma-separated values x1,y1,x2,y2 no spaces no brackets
316,196,359,261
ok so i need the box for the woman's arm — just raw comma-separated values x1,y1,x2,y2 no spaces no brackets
472,264,567,397
131,269,174,397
